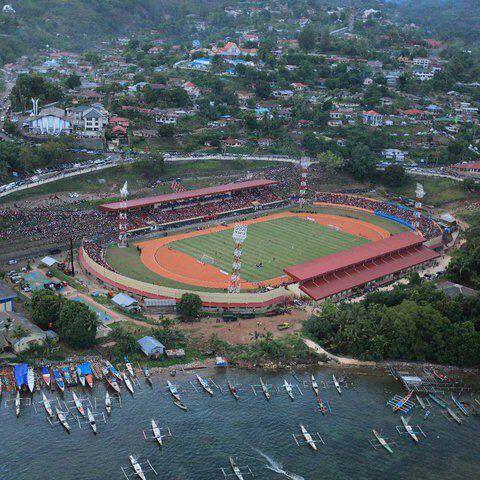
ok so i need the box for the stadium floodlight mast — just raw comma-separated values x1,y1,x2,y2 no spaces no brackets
413,182,425,235
298,156,311,207
228,224,248,294
118,181,129,248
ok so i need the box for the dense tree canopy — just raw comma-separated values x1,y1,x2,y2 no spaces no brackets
57,300,99,349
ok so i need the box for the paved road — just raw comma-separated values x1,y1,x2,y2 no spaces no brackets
0,80,14,141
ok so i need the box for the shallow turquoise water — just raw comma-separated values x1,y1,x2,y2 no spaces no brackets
0,368,478,480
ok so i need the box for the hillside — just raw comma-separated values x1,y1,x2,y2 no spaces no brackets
0,0,222,65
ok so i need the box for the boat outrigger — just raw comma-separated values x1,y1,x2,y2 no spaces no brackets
73,392,85,417
372,429,393,454
300,424,317,451
259,377,270,401
393,391,413,413
105,391,112,415
284,379,294,400
129,455,147,480
229,456,245,480
332,374,342,395
27,366,35,393
87,408,97,434
42,392,53,417
41,366,51,387
56,407,71,432
451,393,469,416
196,375,213,395
311,375,319,396
228,381,240,400
167,381,181,401
400,417,418,443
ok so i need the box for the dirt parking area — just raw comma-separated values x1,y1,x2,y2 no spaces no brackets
176,309,309,344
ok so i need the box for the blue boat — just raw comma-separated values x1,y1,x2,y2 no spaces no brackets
429,393,447,408
61,366,72,386
14,364,28,389
53,369,65,392
79,362,94,388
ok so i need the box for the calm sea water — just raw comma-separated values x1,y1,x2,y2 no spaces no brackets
0,368,479,480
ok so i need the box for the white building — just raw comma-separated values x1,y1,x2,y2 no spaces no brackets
25,107,72,135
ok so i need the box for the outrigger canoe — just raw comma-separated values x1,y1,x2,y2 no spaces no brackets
317,397,327,415
428,393,447,409
123,372,134,394
27,366,35,393
259,377,270,401
42,392,54,417
15,391,21,417
372,429,393,454
87,408,97,434
196,375,213,395
228,381,240,400
77,365,86,387
105,391,112,415
392,390,413,413
229,456,245,480
151,419,163,446
311,375,319,396
332,374,342,395
447,407,462,425
41,366,51,387
401,416,418,443
284,379,294,400
53,369,65,393
73,392,85,417
124,357,135,377
451,393,469,416
103,369,121,394
129,455,146,480
173,399,188,411
56,407,71,432
300,424,317,451
167,381,181,401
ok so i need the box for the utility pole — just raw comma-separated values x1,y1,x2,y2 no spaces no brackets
69,237,75,276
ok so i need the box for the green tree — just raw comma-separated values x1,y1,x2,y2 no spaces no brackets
298,26,316,52
65,74,81,89
57,300,98,348
317,151,342,175
382,164,406,187
30,290,63,330
177,293,202,321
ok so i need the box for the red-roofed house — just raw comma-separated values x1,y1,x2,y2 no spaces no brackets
362,110,383,126
450,162,480,177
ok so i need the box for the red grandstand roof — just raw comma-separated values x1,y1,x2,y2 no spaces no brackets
284,232,425,282
100,179,278,212
451,162,480,171
299,245,439,301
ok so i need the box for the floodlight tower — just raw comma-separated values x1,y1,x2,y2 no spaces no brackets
413,182,425,235
298,157,311,207
228,224,248,294
118,181,129,248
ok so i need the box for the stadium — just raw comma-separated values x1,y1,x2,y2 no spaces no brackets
79,175,444,314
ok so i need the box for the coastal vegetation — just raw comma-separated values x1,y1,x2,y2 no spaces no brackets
303,277,480,366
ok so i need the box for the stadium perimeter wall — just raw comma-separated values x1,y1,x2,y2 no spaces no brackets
79,247,290,312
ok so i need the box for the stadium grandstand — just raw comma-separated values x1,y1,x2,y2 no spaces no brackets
99,180,286,233
284,231,440,302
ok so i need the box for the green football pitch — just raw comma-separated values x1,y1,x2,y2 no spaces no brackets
169,216,370,283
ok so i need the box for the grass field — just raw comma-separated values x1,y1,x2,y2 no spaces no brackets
170,216,370,283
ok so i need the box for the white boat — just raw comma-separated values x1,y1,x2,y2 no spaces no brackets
56,407,71,432
372,429,393,454
416,394,426,409
229,456,245,480
283,379,294,400
73,392,85,416
87,408,97,434
311,375,319,396
228,380,240,400
332,374,342,395
15,391,21,417
129,455,147,480
447,407,462,425
167,381,181,401
105,391,112,415
42,392,53,417
259,377,270,400
196,375,213,395
123,372,134,394
77,366,86,387
125,361,135,378
401,416,418,443
173,399,188,411
27,366,35,393
300,424,317,451
151,419,163,446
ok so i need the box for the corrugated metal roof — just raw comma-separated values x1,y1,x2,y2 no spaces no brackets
299,245,439,301
284,232,425,282
137,336,165,355
99,179,278,211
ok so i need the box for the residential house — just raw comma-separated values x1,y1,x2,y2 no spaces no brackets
362,110,383,126
0,312,50,354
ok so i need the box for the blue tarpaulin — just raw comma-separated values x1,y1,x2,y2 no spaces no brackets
374,211,415,230
79,362,93,375
14,364,28,388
